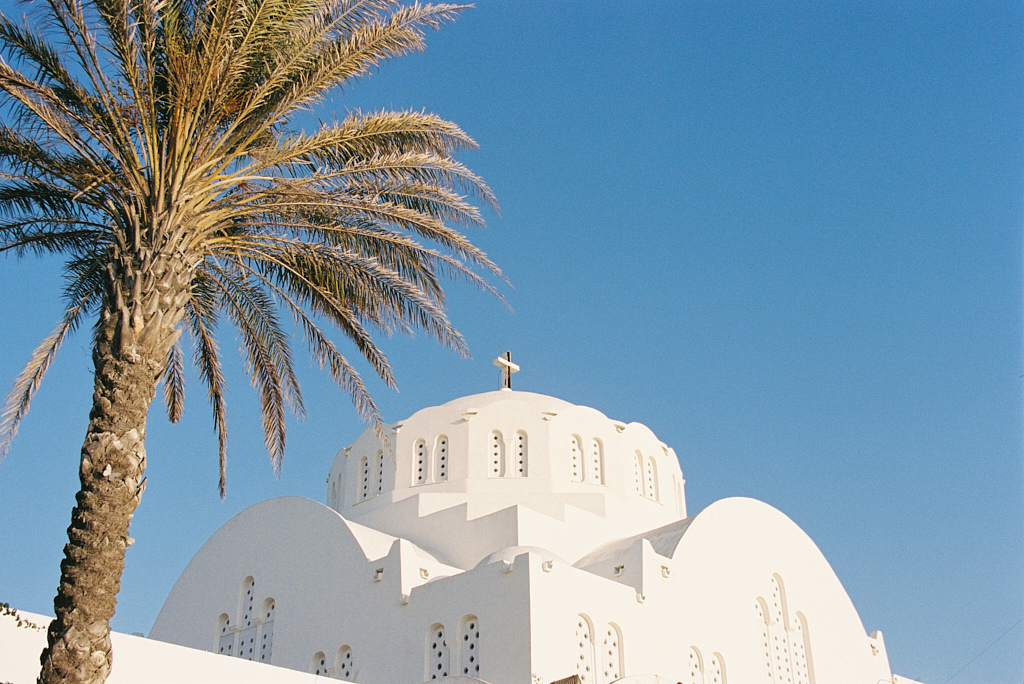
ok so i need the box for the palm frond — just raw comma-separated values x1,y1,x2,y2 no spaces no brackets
0,292,92,463
322,150,497,208
162,339,185,423
185,286,230,496
211,4,466,162
229,235,466,367
0,14,96,114
238,109,479,180
201,258,304,470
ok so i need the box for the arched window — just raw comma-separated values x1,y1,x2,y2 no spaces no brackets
434,435,449,482
645,456,659,501
216,613,233,655
460,615,480,677
793,613,812,684
514,431,528,477
336,646,354,680
375,450,385,495
602,623,622,682
770,598,791,683
684,647,726,684
575,614,596,684
488,431,504,477
633,452,644,494
237,577,257,660
589,439,604,484
756,598,771,678
687,646,704,684
427,624,450,679
674,475,684,517
258,599,275,663
757,575,813,684
312,652,328,675
239,577,256,627
359,456,370,500
570,435,584,482
708,652,727,684
414,439,428,485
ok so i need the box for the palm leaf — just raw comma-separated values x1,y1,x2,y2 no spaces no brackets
0,291,93,462
186,285,231,496
162,339,186,423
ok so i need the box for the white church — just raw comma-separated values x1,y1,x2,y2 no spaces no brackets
0,357,925,684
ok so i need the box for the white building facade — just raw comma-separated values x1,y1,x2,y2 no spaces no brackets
150,389,905,684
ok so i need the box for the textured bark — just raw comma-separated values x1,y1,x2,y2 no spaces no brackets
38,250,190,684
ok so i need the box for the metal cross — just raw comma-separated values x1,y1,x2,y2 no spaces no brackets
493,350,520,390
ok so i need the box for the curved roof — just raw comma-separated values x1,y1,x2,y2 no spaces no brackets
574,516,697,567
432,389,579,415
475,545,567,569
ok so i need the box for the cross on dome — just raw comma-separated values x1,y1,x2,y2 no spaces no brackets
493,351,520,390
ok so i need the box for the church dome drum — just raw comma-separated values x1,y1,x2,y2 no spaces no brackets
326,390,688,569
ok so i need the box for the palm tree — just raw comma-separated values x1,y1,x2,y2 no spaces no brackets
0,0,500,682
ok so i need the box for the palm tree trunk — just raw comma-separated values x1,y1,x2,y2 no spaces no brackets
38,252,190,684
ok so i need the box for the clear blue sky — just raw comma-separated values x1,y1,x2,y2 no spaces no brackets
0,2,1021,683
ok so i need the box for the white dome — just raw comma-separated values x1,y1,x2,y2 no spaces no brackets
436,389,576,413
325,390,687,569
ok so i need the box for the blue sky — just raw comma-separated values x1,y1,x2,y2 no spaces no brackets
0,2,1021,683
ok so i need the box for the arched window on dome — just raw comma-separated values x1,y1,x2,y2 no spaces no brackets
427,623,450,679
633,452,644,495
312,651,328,675
216,613,234,656
375,449,385,495
336,645,354,680
414,439,428,485
258,598,275,664
589,439,605,485
359,456,370,500
602,622,623,682
570,435,584,482
755,597,771,678
434,435,449,482
459,615,480,677
488,431,504,478
575,614,596,684
645,456,659,502
757,575,813,684
686,646,704,684
771,573,787,624
674,475,684,517
769,585,791,684
237,577,257,660
708,652,727,684
239,577,256,627
793,612,813,684
514,431,528,477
